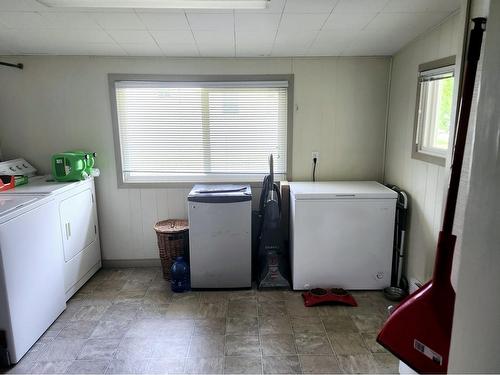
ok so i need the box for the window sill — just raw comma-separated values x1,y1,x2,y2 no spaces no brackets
411,148,446,167
117,181,269,189
118,172,286,188
114,174,287,189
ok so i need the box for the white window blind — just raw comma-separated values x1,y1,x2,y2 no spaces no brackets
114,80,288,183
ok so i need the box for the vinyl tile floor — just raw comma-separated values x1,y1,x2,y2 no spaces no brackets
1,268,399,374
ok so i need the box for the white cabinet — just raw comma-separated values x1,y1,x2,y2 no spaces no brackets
59,189,96,262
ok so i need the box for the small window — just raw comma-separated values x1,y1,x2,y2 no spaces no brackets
412,56,456,166
109,75,292,186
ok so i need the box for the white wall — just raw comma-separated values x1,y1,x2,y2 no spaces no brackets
384,11,464,283
0,56,389,261
449,1,500,370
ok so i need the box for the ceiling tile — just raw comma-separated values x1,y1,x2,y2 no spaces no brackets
275,29,317,46
272,44,309,56
120,42,163,56
193,30,234,45
0,12,47,28
278,13,329,31
106,29,156,44
84,43,126,55
186,13,234,31
136,12,190,30
90,12,146,30
366,11,449,34
323,12,375,30
0,28,47,46
236,0,285,14
341,27,415,55
198,43,234,57
236,44,273,56
150,29,195,44
62,29,114,43
382,0,461,13
158,43,199,56
185,9,232,14
0,0,46,12
0,0,462,57
308,44,345,56
235,13,281,32
130,8,184,14
284,0,338,13
39,42,126,56
333,0,390,13
15,44,52,54
235,31,275,46
40,11,100,29
313,29,357,48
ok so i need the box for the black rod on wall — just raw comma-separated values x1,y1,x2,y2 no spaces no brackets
0,62,23,70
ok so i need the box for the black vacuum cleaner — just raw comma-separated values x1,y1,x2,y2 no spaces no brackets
256,155,290,289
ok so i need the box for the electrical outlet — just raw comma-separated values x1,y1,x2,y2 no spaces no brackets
312,151,319,161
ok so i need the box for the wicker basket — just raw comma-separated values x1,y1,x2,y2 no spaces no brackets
154,219,189,280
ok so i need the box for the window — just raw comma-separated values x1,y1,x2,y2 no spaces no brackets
412,56,456,166
109,75,292,186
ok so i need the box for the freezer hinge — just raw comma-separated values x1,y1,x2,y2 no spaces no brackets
0,330,11,368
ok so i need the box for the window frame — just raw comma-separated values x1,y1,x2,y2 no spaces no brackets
412,56,456,166
108,74,294,188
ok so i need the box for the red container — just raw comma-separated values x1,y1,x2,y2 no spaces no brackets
0,175,15,191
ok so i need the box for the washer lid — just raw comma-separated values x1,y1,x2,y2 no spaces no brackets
0,175,84,195
188,184,252,203
0,196,39,217
289,181,398,199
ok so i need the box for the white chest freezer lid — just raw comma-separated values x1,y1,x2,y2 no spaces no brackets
289,181,398,199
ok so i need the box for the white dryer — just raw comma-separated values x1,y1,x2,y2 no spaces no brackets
0,160,101,300
0,195,66,364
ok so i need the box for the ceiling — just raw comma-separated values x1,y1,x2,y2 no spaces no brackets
0,0,461,57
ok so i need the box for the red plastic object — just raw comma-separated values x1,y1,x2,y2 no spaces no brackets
0,175,15,191
302,288,357,307
377,18,486,374
377,232,456,373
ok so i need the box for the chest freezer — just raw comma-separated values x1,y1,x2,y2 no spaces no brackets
289,181,397,290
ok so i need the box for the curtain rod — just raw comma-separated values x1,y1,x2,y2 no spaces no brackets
0,62,23,70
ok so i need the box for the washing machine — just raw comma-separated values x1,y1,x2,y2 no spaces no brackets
0,194,66,364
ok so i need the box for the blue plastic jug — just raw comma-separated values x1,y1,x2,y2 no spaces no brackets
171,256,190,293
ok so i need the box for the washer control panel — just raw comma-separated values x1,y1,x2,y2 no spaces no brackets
0,158,37,177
